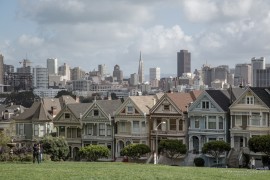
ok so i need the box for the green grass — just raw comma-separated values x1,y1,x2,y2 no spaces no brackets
0,162,269,180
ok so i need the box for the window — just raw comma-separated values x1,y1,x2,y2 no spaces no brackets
67,128,77,138
59,126,65,137
127,107,133,114
133,121,140,133
99,123,105,136
93,110,99,116
107,125,111,136
262,113,268,126
65,113,71,119
219,117,223,129
250,112,260,126
202,101,210,109
179,120,183,131
39,125,45,137
142,121,146,128
170,119,176,130
77,128,81,138
235,115,242,126
119,122,127,133
208,116,216,129
87,124,93,135
34,124,39,136
164,105,170,110
195,118,200,128
246,96,254,104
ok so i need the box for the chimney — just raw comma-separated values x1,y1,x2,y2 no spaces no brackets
51,106,57,117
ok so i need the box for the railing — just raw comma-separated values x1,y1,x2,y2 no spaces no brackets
188,128,225,133
82,135,112,140
150,130,185,135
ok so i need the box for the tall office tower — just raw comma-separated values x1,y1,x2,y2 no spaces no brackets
201,64,212,87
47,58,58,75
4,64,14,73
177,50,191,77
33,66,49,89
17,59,32,73
138,52,144,83
149,67,160,81
98,64,106,77
251,57,265,86
234,63,252,87
71,67,85,80
58,63,71,81
113,64,123,83
130,73,138,86
0,54,4,84
253,68,270,87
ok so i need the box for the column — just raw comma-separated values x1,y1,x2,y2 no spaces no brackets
231,135,234,148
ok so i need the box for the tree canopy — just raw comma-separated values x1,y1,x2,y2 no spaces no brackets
248,135,270,157
40,136,69,161
79,145,110,161
4,91,39,108
159,139,187,164
54,90,76,99
120,144,151,160
202,140,230,165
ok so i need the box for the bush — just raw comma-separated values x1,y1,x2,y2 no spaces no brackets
120,144,151,160
0,153,10,162
80,145,110,161
194,157,205,167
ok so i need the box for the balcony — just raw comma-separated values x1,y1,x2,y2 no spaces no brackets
150,130,185,136
82,135,113,141
188,128,225,134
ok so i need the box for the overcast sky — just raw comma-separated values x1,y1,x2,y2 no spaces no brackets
1,0,270,77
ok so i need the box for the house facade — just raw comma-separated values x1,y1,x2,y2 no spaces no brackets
81,99,122,160
114,95,161,158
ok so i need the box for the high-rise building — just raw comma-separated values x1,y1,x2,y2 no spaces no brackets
4,64,14,74
130,73,138,86
98,64,106,77
251,57,265,86
177,50,191,77
253,68,270,87
58,63,71,81
17,59,32,73
149,67,160,81
47,58,58,75
0,54,4,84
71,67,85,80
33,66,48,89
234,63,252,87
113,65,123,83
138,52,144,83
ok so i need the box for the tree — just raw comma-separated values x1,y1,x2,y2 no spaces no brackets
248,135,270,157
159,139,187,165
79,145,110,161
4,91,39,108
54,90,75,99
202,140,230,165
120,144,151,160
110,93,118,100
40,136,69,161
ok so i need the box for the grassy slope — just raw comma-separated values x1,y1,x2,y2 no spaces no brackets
0,162,269,180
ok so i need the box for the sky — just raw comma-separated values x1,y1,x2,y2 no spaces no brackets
1,0,270,77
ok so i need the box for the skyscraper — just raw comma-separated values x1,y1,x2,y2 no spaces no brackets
98,64,106,77
149,67,160,81
177,50,191,77
33,66,49,89
138,52,144,83
251,57,265,86
47,58,58,75
0,54,4,84
113,65,123,83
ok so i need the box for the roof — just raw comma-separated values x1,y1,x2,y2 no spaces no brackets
67,103,92,118
59,95,77,108
167,90,202,111
250,87,270,107
206,90,231,111
129,96,158,114
95,99,122,116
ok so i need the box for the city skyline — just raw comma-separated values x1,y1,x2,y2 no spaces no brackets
2,1,270,75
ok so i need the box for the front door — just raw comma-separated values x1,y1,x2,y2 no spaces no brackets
192,136,199,154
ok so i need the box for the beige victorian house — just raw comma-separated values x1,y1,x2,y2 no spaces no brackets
114,95,162,158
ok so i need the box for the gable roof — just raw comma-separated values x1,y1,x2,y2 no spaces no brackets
206,90,231,111
59,95,77,108
129,96,158,114
249,87,270,107
95,99,122,116
67,103,92,119
166,90,202,111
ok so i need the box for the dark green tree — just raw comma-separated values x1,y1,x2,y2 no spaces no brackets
4,91,39,108
202,141,230,165
248,135,270,157
79,145,110,161
110,93,118,100
120,144,151,160
54,90,76,99
40,136,69,161
159,139,187,165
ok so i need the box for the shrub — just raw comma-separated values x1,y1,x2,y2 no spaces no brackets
0,153,10,162
80,145,110,161
194,157,205,167
120,144,151,160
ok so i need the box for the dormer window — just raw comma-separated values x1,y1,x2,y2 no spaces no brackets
65,113,71,119
127,106,133,114
93,110,99,116
202,101,210,109
246,96,254,105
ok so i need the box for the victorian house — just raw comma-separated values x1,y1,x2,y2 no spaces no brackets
81,99,122,160
53,103,91,160
149,91,201,163
228,87,270,167
188,88,244,166
114,95,162,158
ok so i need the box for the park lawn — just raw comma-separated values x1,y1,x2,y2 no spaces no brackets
0,162,269,180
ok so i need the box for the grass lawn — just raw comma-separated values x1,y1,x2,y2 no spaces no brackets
0,162,269,180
